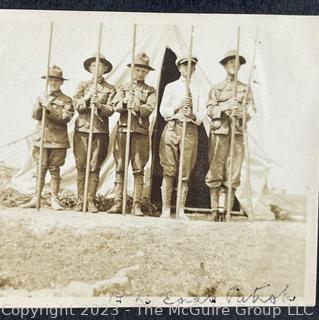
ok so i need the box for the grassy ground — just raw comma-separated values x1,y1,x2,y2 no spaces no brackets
0,162,306,298
0,207,305,298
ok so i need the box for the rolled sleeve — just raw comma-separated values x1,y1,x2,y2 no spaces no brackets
192,92,206,125
159,85,174,120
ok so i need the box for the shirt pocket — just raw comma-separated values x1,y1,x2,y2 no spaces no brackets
218,88,232,102
139,91,149,104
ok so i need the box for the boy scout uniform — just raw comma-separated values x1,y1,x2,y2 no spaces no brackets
206,50,255,220
73,53,115,213
108,53,156,216
22,65,74,210
159,56,206,219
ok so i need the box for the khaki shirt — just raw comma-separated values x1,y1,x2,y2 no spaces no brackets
73,79,116,134
32,89,74,148
113,80,156,135
207,76,255,135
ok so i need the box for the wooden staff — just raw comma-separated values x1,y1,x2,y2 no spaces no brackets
83,23,103,213
36,22,54,211
226,26,240,222
122,24,137,215
242,27,259,221
175,25,194,219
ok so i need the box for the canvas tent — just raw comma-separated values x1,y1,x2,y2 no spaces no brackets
1,15,317,216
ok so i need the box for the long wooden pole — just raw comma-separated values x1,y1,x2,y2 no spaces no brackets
175,25,194,219
226,27,240,222
36,22,54,211
242,27,258,221
83,23,103,213
122,24,137,215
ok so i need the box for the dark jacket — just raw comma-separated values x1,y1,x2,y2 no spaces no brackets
32,90,74,148
73,79,116,134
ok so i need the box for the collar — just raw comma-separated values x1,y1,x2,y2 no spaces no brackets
97,77,104,84
226,74,235,82
90,77,105,84
134,79,145,86
49,89,62,97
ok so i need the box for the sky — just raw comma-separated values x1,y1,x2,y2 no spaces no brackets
0,11,318,195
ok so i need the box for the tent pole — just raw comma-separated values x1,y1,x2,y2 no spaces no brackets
36,21,54,211
122,24,137,215
83,23,103,213
226,27,240,222
176,26,194,219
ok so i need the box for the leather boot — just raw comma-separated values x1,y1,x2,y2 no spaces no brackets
21,195,38,209
108,181,123,214
74,170,85,211
21,170,46,209
50,171,63,211
88,172,99,213
224,188,235,221
132,175,144,217
177,182,189,220
51,195,63,211
160,176,173,218
219,189,226,221
209,188,219,222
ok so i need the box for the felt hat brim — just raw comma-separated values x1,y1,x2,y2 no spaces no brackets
83,57,113,74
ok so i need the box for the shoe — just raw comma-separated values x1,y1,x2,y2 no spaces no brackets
208,210,219,222
177,209,190,220
132,203,144,217
74,198,83,212
160,207,171,219
107,200,122,214
88,198,98,213
51,196,63,211
21,196,37,209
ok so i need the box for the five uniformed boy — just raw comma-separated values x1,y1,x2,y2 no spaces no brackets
21,47,254,221
22,65,74,210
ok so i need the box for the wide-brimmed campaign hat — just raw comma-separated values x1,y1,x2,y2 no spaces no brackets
219,49,246,66
175,55,198,67
83,53,113,74
41,65,68,80
127,52,155,71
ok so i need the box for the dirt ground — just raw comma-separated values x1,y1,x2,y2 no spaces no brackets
0,207,306,298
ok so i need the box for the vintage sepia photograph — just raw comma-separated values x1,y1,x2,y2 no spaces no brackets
0,10,317,307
